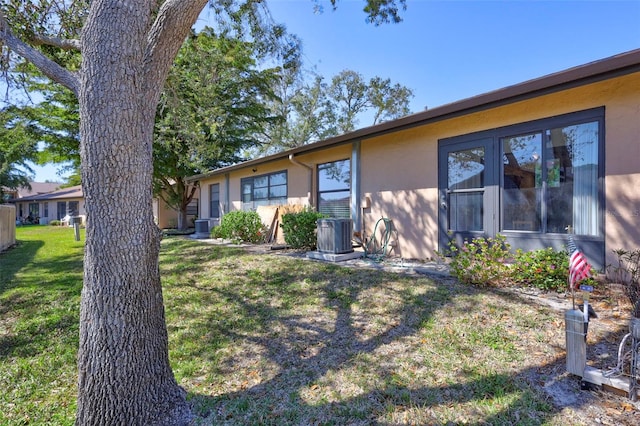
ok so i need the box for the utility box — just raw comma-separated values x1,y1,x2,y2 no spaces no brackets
317,219,353,254
566,309,586,376
192,219,210,239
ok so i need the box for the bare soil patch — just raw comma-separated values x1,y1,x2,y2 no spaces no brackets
494,283,639,425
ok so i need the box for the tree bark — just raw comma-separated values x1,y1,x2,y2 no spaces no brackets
75,1,206,424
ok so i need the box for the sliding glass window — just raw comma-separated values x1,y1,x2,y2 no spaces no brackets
501,118,600,236
502,133,542,232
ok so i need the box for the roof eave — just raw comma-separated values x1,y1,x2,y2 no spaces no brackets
187,48,640,182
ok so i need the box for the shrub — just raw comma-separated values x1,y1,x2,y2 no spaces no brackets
607,248,640,318
49,220,61,226
210,211,267,244
511,247,569,291
446,234,511,286
280,210,326,249
446,236,596,293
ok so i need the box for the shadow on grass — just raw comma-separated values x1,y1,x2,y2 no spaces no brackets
160,237,246,276
0,230,83,359
160,241,638,425
0,239,44,294
160,248,559,424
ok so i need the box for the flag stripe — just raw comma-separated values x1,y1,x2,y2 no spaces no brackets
569,249,591,289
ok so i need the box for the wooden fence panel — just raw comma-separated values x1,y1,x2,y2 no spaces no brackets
0,205,16,252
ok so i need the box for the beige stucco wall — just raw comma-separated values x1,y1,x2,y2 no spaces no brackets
0,205,16,252
360,72,640,261
154,197,182,229
198,145,352,219
195,72,639,265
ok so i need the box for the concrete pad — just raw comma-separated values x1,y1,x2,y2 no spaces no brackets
190,232,210,239
307,250,363,262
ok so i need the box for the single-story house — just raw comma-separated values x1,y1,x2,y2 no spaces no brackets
8,183,193,229
11,185,85,225
190,49,640,270
2,181,62,203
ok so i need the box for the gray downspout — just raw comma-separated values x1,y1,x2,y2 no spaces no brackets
224,173,230,214
288,154,313,207
351,141,361,233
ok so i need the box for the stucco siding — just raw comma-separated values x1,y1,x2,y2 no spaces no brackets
361,188,439,259
356,73,640,261
605,174,640,259
191,62,639,267
601,74,640,266
359,127,439,259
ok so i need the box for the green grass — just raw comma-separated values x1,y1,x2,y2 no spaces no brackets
0,226,84,425
1,226,568,424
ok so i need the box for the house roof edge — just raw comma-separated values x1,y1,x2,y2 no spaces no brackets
187,48,640,182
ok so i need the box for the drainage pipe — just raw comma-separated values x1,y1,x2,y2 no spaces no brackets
288,154,313,207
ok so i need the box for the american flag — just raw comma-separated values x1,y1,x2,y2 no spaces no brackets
567,235,592,290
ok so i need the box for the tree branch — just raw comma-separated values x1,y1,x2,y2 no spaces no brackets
143,0,208,94
31,34,81,51
0,12,79,96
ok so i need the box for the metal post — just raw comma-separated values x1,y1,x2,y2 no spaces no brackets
630,318,640,400
566,309,586,376
73,222,80,241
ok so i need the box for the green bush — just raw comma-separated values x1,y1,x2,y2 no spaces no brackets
280,210,326,249
49,220,61,226
210,211,267,244
511,247,569,291
446,234,511,286
445,234,595,292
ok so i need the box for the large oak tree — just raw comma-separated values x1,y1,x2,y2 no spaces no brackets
154,28,284,230
0,0,405,424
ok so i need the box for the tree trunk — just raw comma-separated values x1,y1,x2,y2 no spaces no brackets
176,179,189,231
177,206,188,231
75,1,203,424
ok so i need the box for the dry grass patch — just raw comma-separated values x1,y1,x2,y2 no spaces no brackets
2,228,633,425
161,238,566,425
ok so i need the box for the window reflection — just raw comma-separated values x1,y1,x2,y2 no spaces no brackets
318,159,351,218
500,121,599,235
546,122,598,235
241,171,288,210
447,147,485,231
502,133,542,231
448,148,485,189
449,192,483,231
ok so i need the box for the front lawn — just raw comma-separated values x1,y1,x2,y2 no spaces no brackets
0,226,631,424
0,226,83,424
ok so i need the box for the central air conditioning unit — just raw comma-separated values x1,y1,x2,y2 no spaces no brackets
317,218,353,254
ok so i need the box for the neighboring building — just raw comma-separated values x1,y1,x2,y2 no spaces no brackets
11,185,85,225
152,195,199,229
189,49,640,270
2,181,62,203
9,184,187,228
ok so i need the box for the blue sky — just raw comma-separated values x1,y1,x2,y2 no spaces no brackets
32,0,640,181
